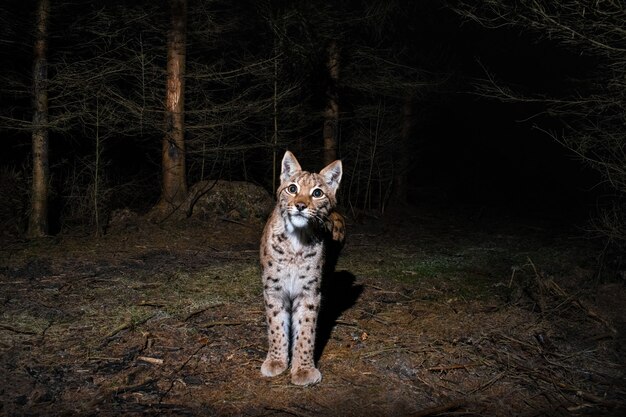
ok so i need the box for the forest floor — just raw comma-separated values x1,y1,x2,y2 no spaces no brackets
1,204,625,416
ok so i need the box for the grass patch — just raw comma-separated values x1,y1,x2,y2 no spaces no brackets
339,243,519,301
0,312,50,337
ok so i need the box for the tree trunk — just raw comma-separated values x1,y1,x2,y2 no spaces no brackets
28,0,50,238
323,40,340,166
391,94,414,205
152,0,188,220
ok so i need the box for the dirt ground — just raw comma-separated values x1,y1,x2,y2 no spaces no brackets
1,205,625,416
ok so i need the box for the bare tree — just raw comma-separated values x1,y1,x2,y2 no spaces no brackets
451,0,626,243
28,0,50,238
323,40,340,166
151,0,188,220
182,2,317,191
390,94,414,205
34,2,167,233
1,0,444,231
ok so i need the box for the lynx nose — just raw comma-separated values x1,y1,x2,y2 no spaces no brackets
295,202,307,212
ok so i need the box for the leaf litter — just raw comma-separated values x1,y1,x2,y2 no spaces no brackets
1,211,625,416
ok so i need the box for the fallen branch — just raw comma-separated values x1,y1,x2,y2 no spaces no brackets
79,379,159,412
410,399,465,417
528,258,617,334
548,280,617,335
525,366,616,405
159,340,209,404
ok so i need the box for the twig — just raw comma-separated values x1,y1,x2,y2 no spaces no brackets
203,321,243,328
80,379,158,412
528,258,548,314
365,283,386,291
105,317,132,339
358,308,389,325
137,356,164,365
186,178,219,218
113,379,158,395
527,366,612,405
101,313,156,346
468,371,506,394
361,346,409,359
219,216,252,227
508,266,518,287
183,303,224,322
427,362,481,372
500,355,620,407
159,340,209,404
409,399,465,417
335,320,358,327
528,258,616,334
548,280,617,334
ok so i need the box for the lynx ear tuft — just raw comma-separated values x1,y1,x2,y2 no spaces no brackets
319,160,342,192
280,151,302,183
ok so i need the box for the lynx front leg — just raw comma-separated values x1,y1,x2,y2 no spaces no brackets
261,291,289,377
290,293,321,386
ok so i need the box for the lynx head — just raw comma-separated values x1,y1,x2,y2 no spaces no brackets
277,151,342,231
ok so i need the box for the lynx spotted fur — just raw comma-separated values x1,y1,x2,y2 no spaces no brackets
260,151,344,386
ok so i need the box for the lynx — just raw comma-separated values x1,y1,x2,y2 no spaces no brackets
260,151,344,386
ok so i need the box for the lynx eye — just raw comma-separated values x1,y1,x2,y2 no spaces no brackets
312,188,324,198
287,184,298,194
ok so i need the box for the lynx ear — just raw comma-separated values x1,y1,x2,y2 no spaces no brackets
319,160,342,192
280,151,302,183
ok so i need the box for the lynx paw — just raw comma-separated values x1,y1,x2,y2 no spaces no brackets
291,367,322,386
261,358,288,377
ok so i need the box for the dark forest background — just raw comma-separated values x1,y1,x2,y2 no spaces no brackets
0,0,624,249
